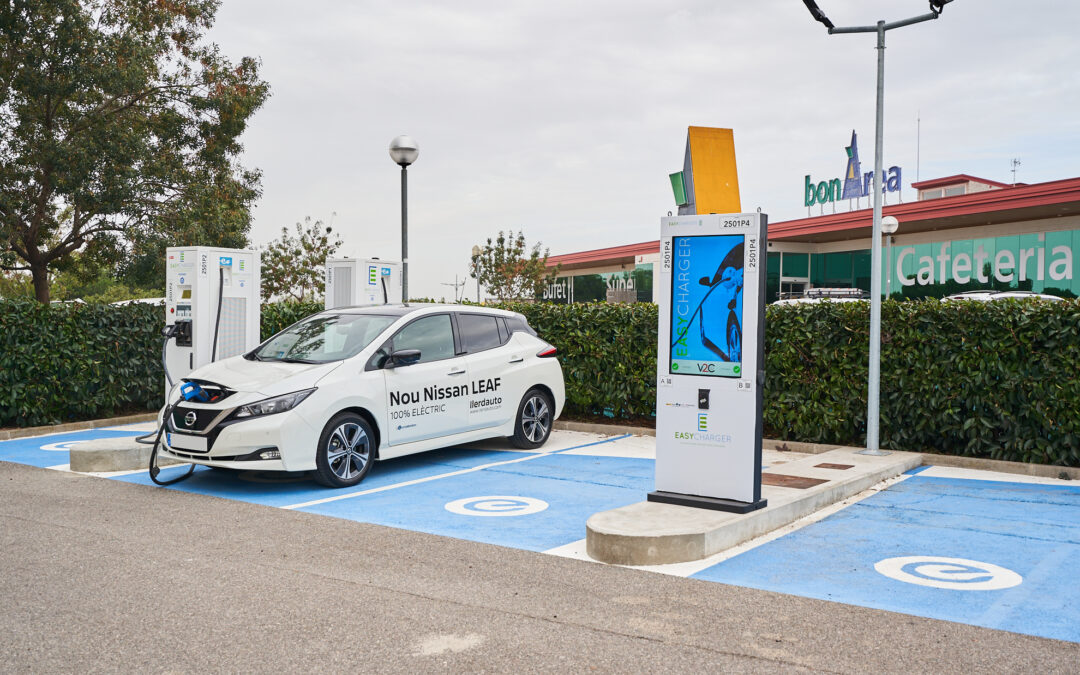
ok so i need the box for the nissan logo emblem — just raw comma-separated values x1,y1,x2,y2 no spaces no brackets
184,412,197,427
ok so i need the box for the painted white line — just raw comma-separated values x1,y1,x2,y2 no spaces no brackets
544,473,913,577
917,465,1077,486
281,434,631,511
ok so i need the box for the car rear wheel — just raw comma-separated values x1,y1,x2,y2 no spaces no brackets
511,388,554,449
314,413,374,488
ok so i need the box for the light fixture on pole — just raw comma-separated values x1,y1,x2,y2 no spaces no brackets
802,0,955,456
881,216,899,299
471,244,482,303
389,135,419,303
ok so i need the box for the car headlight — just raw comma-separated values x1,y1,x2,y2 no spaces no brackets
234,389,316,419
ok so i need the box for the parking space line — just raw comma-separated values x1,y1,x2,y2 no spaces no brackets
281,434,632,510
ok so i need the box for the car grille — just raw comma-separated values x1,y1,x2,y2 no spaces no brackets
171,405,222,433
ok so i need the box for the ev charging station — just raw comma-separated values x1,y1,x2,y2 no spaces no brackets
164,246,261,394
325,257,402,309
649,212,768,513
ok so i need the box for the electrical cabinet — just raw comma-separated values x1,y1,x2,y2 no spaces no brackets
165,247,261,394
324,258,402,309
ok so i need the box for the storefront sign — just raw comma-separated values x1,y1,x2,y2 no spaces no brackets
804,130,902,207
650,213,768,513
894,234,1074,287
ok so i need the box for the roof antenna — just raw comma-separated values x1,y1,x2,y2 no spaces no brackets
1011,158,1021,184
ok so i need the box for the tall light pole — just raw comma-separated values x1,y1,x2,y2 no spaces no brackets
882,216,899,298
471,244,482,303
803,0,955,455
389,135,419,303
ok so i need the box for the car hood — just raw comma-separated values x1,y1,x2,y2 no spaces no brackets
185,356,343,397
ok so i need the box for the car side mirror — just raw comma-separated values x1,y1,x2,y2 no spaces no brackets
699,276,712,287
388,349,421,368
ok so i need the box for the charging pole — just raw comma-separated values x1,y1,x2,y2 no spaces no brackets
802,0,955,455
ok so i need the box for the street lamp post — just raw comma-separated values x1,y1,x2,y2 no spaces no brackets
389,135,419,303
802,0,955,456
471,244,482,303
882,216,899,298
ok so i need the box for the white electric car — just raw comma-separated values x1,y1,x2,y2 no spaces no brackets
157,304,565,487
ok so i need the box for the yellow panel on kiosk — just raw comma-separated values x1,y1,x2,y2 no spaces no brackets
688,126,741,214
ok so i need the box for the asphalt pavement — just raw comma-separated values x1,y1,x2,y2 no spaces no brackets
1,461,1076,673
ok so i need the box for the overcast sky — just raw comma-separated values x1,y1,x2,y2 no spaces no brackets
207,0,1080,300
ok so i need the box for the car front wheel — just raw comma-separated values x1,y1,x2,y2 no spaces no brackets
511,388,554,449
314,413,374,488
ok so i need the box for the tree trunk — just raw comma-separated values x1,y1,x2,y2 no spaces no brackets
31,264,50,304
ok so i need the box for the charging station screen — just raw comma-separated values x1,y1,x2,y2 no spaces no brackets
669,234,745,378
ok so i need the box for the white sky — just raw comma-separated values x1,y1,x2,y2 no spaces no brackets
207,0,1080,300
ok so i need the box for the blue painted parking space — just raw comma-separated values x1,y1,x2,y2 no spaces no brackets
692,473,1080,643
297,453,654,551
112,447,539,508
0,428,144,468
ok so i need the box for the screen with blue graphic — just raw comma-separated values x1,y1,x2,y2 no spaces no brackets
669,234,744,377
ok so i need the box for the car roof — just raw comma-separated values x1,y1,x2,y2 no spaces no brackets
330,303,520,318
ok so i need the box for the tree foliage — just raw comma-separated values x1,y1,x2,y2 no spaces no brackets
470,230,558,302
260,216,343,302
0,0,270,302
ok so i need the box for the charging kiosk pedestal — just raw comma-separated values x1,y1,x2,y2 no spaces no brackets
164,247,261,396
325,258,402,309
649,213,768,513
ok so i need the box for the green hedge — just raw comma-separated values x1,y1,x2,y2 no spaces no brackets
502,300,1080,467
0,299,162,427
3,297,1078,467
262,301,323,340
500,302,658,419
764,299,1080,466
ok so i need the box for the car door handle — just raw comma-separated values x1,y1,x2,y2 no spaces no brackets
508,356,524,364
448,368,467,376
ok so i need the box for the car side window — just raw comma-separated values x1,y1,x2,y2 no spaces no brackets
458,314,503,353
391,314,455,364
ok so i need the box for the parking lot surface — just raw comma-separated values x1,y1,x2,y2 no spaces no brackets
1,424,1077,644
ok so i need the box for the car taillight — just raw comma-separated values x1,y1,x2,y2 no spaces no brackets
536,344,557,358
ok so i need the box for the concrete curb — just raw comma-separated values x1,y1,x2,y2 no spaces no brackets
586,447,922,566
555,420,1076,481
69,436,182,472
554,420,655,437
0,413,158,441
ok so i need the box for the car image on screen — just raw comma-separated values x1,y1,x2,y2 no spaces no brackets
698,242,744,363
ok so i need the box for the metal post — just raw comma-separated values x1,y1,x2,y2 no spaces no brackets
401,165,408,304
861,21,888,456
886,234,893,298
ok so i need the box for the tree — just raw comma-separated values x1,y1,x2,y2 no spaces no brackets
261,217,343,302
0,0,270,302
471,230,559,302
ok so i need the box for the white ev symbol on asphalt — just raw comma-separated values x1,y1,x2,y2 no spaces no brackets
874,556,1023,591
39,440,90,452
444,496,549,517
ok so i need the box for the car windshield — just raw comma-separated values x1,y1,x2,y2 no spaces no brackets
254,313,397,364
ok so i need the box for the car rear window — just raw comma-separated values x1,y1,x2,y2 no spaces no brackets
458,314,502,353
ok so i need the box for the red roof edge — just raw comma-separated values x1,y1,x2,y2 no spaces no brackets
547,240,660,267
910,174,1013,190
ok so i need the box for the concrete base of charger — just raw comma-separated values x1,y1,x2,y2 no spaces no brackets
586,447,921,566
69,437,182,473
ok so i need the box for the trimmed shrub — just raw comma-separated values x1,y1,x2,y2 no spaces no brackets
499,301,658,419
261,301,323,340
0,299,162,426
2,297,1077,467
764,299,1080,466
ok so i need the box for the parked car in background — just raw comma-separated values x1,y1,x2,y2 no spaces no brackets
942,290,1063,302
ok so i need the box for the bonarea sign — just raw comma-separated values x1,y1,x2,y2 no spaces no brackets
804,130,902,207
649,213,768,513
